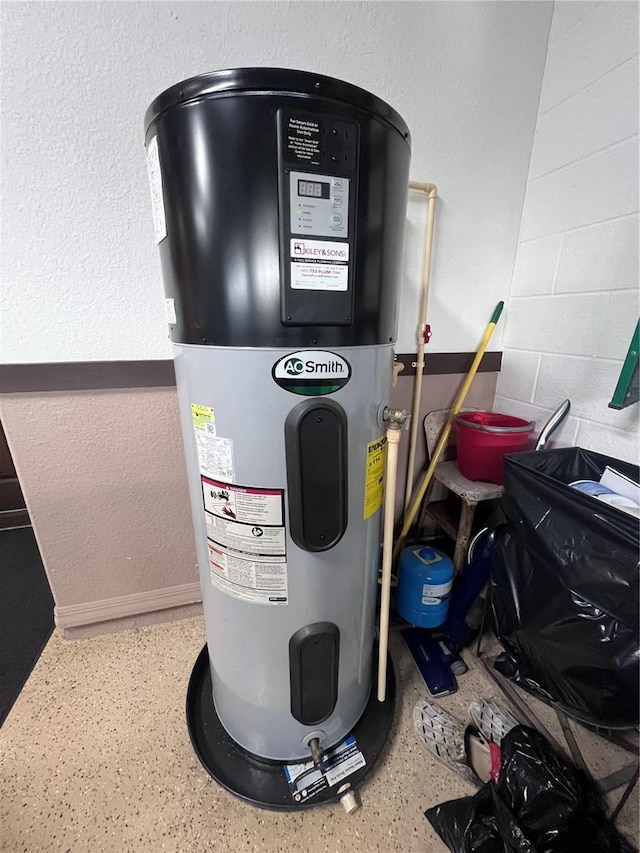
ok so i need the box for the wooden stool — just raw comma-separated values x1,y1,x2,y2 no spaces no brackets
421,409,503,573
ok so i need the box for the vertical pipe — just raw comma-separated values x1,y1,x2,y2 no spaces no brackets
378,426,402,702
404,183,438,513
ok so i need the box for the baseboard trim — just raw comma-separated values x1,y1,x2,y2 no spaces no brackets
54,581,202,630
0,508,30,530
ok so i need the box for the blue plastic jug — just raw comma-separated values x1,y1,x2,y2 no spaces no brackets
397,546,454,628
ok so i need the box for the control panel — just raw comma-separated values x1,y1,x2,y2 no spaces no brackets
289,172,350,239
278,109,359,326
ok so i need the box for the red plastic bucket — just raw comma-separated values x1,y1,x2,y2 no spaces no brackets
455,412,535,484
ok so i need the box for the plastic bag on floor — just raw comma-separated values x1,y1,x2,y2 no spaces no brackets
425,725,636,853
490,447,639,728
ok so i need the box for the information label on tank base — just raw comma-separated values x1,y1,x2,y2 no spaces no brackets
202,478,287,605
364,436,387,519
284,735,366,804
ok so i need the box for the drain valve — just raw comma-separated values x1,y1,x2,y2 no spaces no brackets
338,782,361,814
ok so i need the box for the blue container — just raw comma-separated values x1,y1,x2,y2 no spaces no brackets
396,546,454,628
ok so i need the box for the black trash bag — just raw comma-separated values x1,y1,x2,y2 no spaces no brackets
490,447,639,728
426,725,637,853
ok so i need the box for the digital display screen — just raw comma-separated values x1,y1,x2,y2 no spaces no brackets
298,180,330,199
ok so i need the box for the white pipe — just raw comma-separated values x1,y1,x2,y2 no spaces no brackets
377,426,402,702
404,182,438,513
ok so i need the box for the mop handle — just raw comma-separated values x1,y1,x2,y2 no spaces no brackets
392,302,504,562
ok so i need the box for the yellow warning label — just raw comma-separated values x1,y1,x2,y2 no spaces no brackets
364,435,387,520
191,404,215,432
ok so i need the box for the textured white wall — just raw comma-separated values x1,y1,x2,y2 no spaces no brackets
0,1,552,363
496,1,639,462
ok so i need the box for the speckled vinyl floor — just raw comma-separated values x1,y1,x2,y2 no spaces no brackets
1,617,637,852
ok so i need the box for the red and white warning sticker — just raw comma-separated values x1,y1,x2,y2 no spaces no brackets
202,477,287,605
202,478,283,526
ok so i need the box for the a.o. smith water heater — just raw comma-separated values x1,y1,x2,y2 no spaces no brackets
145,69,410,808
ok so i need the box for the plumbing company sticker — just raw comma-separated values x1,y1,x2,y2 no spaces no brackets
364,435,387,520
290,239,348,292
146,135,167,245
202,477,288,605
284,735,366,804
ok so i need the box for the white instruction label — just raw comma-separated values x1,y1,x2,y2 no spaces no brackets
164,298,176,324
196,434,234,482
421,580,453,605
208,543,288,605
202,478,287,605
284,735,366,804
291,262,348,291
146,135,167,244
205,512,286,556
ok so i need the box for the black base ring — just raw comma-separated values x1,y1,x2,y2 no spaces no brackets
185,643,396,810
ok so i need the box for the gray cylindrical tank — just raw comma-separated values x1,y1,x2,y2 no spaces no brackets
145,69,411,761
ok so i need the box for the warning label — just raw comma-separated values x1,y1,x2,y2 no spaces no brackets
205,512,285,556
285,116,321,165
364,435,387,519
202,478,287,605
191,404,216,433
208,543,288,605
202,478,284,526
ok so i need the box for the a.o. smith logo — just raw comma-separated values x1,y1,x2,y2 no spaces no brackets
282,357,305,376
273,350,351,396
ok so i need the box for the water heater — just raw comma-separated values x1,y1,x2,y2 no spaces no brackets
145,69,410,807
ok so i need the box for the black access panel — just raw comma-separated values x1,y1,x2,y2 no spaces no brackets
278,108,359,327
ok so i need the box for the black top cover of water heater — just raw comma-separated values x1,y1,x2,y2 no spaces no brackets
145,68,411,348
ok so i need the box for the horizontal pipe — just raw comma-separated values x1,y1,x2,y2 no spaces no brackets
409,180,438,199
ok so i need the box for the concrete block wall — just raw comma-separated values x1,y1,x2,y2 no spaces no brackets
497,1,639,462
